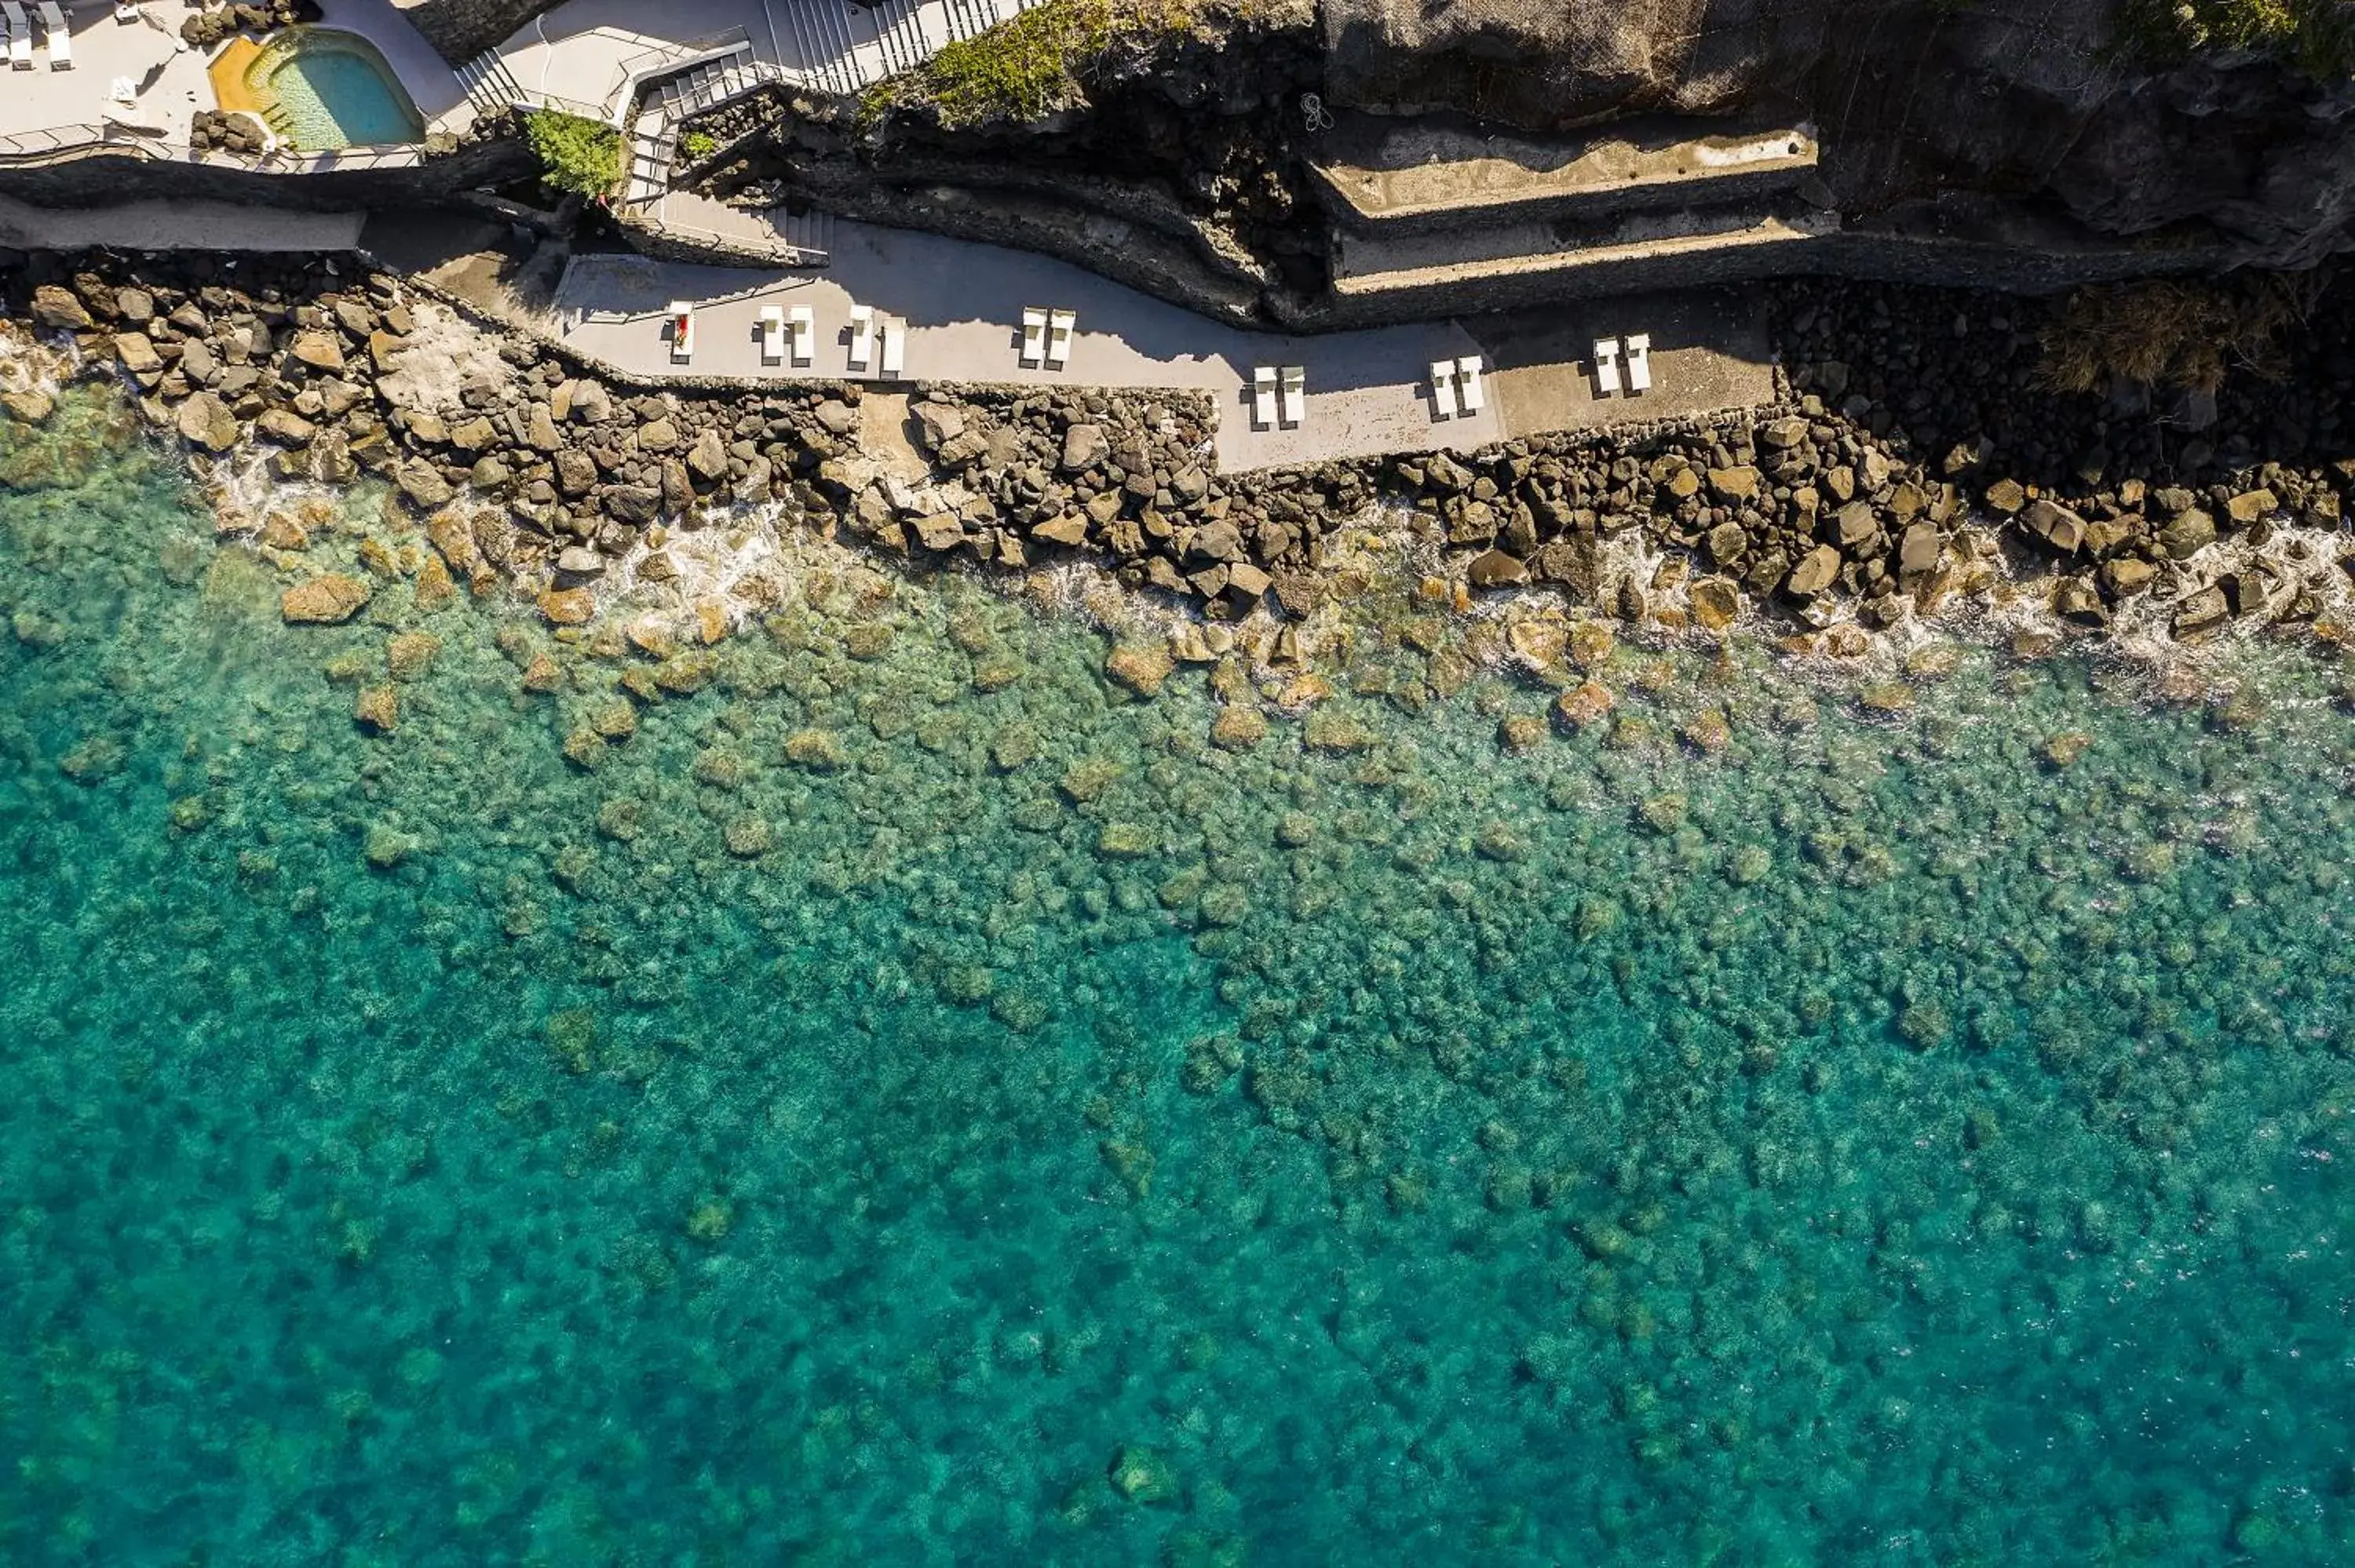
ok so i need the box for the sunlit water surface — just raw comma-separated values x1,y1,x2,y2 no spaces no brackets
2,392,2351,1565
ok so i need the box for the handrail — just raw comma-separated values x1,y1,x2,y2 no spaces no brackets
604,25,753,120
652,215,827,266
0,122,128,161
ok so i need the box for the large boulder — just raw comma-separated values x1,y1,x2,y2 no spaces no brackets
176,392,241,454
280,573,372,624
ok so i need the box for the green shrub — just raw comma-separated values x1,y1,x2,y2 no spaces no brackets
680,129,718,162
524,110,623,199
867,0,1212,129
2120,0,2355,75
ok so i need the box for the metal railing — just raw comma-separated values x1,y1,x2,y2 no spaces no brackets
605,26,756,123
0,122,155,162
0,118,429,173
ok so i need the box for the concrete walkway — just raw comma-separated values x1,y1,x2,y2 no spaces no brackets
550,220,1773,473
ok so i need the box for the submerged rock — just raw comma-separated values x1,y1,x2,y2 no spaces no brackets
280,573,371,624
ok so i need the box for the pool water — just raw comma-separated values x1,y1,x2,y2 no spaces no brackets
254,32,423,151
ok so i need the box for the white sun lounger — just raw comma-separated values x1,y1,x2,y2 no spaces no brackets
788,304,812,366
1020,307,1046,368
1046,308,1075,370
1456,355,1486,414
37,0,67,68
4,2,34,69
1429,359,1457,420
667,300,694,362
1624,334,1652,393
879,315,904,379
847,304,872,370
1591,337,1621,397
1252,366,1277,429
757,304,784,366
1280,366,1305,428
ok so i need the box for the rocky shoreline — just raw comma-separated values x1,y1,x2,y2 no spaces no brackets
2,248,2352,662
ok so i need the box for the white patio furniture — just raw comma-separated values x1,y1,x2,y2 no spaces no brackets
114,2,140,21
879,315,904,379
1429,359,1457,420
757,304,784,366
1020,307,1046,368
107,73,135,104
1046,308,1075,370
1456,355,1486,414
788,304,813,366
847,304,873,370
4,2,35,69
1252,366,1276,430
1625,334,1652,393
1280,365,1305,428
37,0,67,68
1591,337,1621,397
667,301,694,362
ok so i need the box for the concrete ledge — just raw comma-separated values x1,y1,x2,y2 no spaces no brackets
1309,112,1820,233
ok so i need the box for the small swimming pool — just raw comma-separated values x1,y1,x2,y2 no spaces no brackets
236,29,425,151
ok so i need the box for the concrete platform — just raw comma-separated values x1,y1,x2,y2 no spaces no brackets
546,219,1773,473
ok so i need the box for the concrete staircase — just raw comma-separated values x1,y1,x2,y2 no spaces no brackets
454,49,532,119
655,49,782,120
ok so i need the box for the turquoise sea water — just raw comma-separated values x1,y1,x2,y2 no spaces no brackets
2,391,2353,1564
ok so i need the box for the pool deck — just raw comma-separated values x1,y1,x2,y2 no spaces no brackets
0,0,471,155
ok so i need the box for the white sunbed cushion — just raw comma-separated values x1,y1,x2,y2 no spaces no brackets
1253,368,1276,429
1592,338,1620,396
1429,360,1456,420
1456,356,1484,414
1625,334,1652,392
789,305,813,365
1279,366,1305,428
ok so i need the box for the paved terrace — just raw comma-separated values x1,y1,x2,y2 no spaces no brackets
550,221,1772,473
0,0,473,155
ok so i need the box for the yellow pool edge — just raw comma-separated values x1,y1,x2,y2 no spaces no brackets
206,37,268,121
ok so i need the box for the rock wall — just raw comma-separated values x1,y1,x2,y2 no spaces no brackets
0,140,535,211
1320,0,2355,271
390,0,564,65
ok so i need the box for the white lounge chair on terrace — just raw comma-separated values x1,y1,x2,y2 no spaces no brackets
879,315,904,379
1252,366,1276,430
1624,334,1652,393
1591,337,1621,397
847,304,872,371
3,2,34,69
1429,359,1457,420
788,304,812,366
1456,355,1486,414
667,301,694,362
1020,307,1046,368
37,0,67,68
1280,366,1305,428
1046,308,1075,370
758,304,784,366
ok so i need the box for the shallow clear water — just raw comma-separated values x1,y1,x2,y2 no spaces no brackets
2,392,2352,1563
258,35,422,151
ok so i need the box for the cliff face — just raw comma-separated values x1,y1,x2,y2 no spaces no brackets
392,0,561,65
1320,0,2355,268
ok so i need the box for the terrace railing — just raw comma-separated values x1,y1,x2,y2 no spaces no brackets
0,122,163,163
